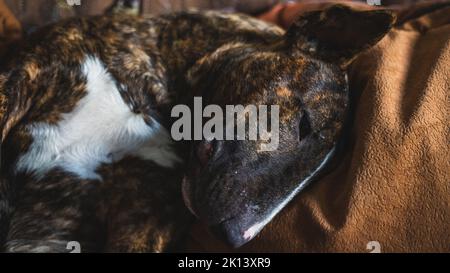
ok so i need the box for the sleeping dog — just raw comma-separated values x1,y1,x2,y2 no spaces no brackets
0,5,394,252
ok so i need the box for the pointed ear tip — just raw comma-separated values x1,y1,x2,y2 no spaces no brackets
385,11,397,26
372,11,397,34
370,9,397,23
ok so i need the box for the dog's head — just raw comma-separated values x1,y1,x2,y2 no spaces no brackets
183,5,394,247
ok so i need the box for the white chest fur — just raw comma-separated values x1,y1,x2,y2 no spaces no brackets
16,56,179,180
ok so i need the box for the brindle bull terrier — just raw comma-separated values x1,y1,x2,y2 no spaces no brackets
0,5,394,252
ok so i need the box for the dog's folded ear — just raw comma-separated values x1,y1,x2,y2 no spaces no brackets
285,4,395,66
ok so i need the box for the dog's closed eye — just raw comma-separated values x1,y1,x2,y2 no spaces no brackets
298,111,312,142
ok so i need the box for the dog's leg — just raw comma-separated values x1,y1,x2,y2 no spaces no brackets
4,170,104,253
99,158,193,253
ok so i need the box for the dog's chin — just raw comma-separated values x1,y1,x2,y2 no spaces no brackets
182,177,266,248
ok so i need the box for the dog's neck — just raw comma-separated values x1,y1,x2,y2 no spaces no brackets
151,12,283,104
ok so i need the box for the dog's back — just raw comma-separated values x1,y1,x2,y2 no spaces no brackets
0,12,284,252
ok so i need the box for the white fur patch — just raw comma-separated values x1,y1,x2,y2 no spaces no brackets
16,56,179,180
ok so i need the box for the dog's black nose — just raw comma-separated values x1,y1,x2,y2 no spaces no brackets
209,218,251,248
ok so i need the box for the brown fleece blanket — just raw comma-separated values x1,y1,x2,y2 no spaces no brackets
188,3,450,253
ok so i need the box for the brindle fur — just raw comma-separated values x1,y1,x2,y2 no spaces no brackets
0,5,394,251
0,11,285,253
